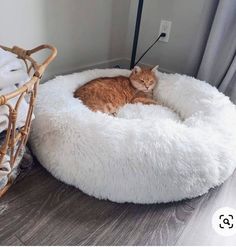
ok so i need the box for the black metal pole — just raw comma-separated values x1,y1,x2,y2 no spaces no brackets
130,0,144,69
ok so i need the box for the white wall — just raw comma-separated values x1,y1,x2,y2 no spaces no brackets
125,0,217,75
1,0,216,78
0,0,130,79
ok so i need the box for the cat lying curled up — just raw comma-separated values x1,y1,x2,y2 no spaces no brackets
74,66,159,115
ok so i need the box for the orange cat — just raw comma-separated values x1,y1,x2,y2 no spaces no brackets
74,66,159,115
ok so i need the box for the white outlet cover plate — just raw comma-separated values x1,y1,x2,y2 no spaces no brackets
159,20,172,42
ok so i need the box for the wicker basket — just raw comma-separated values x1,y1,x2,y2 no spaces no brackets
0,44,57,197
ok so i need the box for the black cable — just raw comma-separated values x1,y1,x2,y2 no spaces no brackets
133,32,166,67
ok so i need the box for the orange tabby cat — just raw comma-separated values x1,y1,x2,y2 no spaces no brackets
74,66,159,115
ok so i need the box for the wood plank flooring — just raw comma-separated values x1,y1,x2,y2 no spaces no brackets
0,162,236,245
176,171,236,246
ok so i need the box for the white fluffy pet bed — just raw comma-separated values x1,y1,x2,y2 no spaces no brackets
30,69,236,203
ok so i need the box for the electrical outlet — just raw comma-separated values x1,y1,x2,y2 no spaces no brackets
159,20,172,42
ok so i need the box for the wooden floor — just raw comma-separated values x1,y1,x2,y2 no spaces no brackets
0,162,236,246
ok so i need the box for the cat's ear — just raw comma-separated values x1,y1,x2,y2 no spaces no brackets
152,65,159,72
132,66,142,74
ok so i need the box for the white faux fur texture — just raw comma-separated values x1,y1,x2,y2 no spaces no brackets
30,69,236,204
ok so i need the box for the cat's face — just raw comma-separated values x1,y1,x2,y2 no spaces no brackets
130,65,159,93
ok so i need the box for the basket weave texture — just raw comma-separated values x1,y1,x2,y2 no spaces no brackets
0,44,57,197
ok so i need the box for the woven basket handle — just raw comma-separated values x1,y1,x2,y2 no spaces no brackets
13,44,57,78
27,44,57,72
0,44,57,104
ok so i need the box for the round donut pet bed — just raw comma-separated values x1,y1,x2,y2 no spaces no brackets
30,69,236,203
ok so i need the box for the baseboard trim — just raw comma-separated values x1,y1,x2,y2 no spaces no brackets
43,58,175,82
130,60,175,74
42,58,129,82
